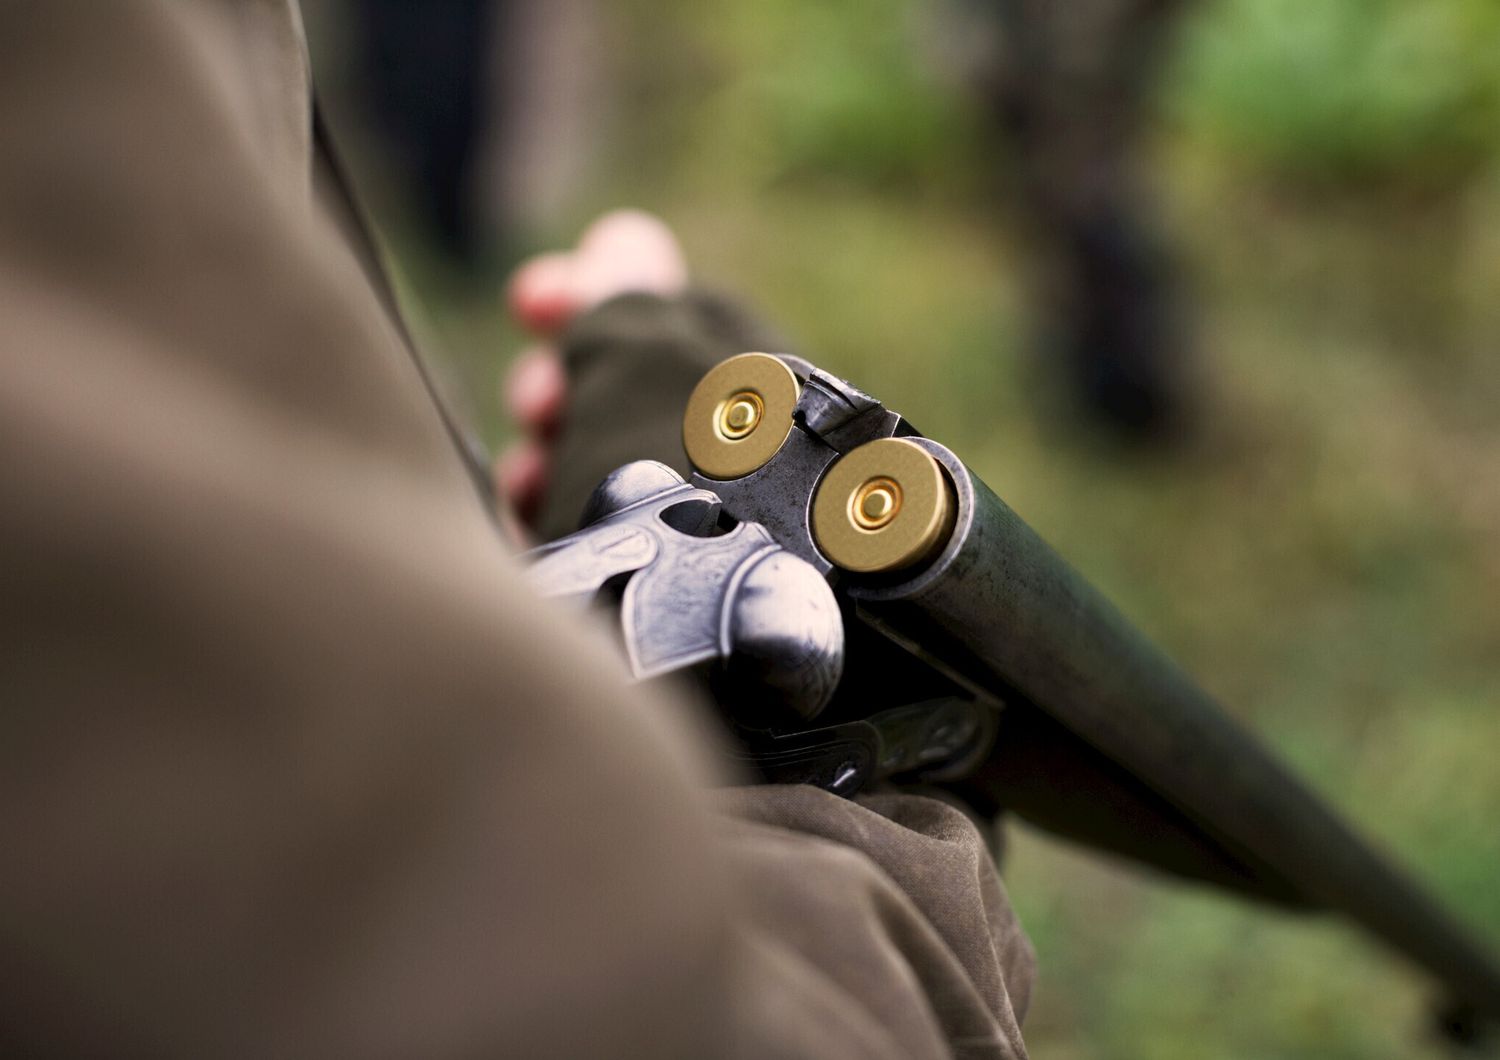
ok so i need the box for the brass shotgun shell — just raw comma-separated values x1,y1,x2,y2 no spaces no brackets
812,438,954,574
683,353,800,479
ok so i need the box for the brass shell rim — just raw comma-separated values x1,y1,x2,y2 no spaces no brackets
683,353,800,480
851,477,901,530
718,391,764,440
812,438,953,574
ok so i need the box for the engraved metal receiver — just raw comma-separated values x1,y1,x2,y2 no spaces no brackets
523,459,844,726
522,451,993,796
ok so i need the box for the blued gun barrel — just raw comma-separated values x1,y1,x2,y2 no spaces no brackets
858,437,1500,1023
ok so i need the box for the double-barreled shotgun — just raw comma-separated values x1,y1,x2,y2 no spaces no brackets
527,350,1500,1039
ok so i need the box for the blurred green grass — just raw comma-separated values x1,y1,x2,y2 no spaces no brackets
401,0,1500,1054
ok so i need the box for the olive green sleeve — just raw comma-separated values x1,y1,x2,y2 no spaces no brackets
533,289,791,541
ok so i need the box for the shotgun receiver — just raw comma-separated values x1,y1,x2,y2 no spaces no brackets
524,351,1500,1034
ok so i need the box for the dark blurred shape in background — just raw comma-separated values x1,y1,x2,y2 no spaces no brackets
979,0,1193,444
327,0,602,274
349,0,502,264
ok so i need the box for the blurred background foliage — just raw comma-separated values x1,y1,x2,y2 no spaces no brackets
311,0,1500,1054
1171,0,1500,186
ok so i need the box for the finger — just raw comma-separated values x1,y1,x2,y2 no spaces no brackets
507,251,578,335
494,441,551,527
504,346,568,438
572,209,688,307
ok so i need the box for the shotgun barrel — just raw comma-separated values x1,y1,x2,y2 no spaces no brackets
681,352,1500,1026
